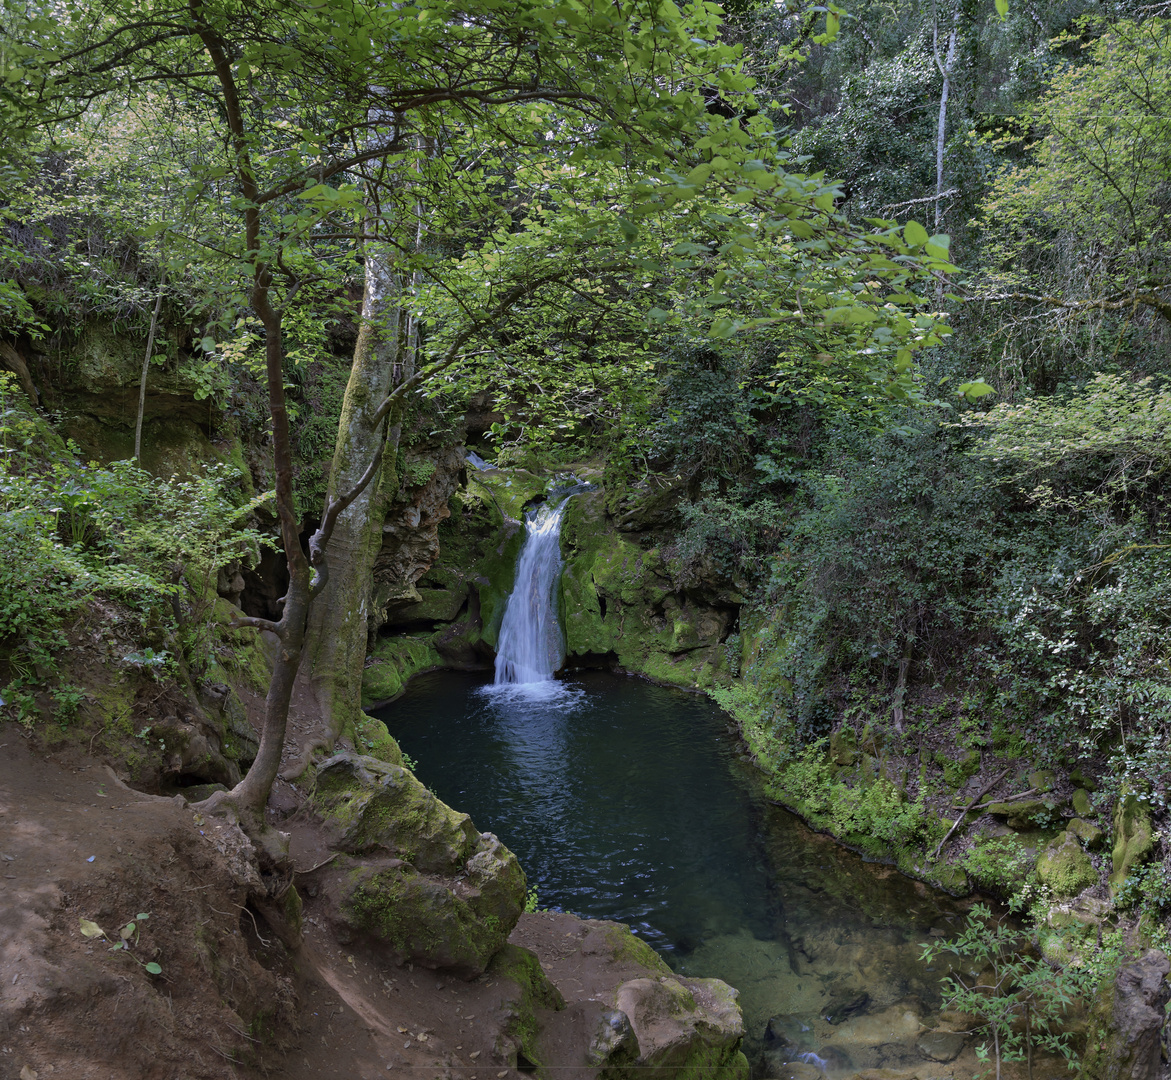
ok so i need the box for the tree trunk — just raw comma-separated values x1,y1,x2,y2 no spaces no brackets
134,275,166,462
933,10,959,232
301,246,410,744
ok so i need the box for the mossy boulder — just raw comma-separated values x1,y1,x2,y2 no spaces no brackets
314,752,526,977
352,714,404,766
313,751,480,871
1036,830,1098,897
1072,788,1094,817
1110,792,1156,894
982,797,1058,829
335,849,523,977
1029,769,1057,793
1067,817,1105,850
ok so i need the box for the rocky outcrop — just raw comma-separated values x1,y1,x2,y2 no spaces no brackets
371,443,469,630
311,751,526,977
559,489,739,690
1080,949,1170,1080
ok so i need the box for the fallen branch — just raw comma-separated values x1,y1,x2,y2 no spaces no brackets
932,767,1011,862
952,785,1039,811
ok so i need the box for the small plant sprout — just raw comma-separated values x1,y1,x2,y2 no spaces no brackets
79,913,162,975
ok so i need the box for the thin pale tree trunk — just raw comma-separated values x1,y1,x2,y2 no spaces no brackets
933,10,959,232
134,274,166,462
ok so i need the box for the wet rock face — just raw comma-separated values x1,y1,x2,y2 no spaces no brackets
558,490,739,690
312,751,526,977
1088,948,1170,1080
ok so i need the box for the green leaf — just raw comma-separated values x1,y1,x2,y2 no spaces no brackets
904,221,930,248
79,918,105,939
958,381,996,399
145,962,163,975
995,0,1008,17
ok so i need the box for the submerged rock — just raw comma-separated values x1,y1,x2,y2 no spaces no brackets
916,1029,967,1062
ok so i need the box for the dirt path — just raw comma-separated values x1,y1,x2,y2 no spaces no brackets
0,721,675,1080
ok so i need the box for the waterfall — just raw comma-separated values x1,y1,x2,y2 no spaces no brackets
493,497,572,685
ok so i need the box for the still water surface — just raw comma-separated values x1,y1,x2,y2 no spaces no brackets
376,670,972,1066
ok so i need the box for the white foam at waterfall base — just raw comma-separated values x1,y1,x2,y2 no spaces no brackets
493,497,572,692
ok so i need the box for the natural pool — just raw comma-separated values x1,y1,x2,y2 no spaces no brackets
376,669,977,1073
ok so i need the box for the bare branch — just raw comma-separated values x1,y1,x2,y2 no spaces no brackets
228,613,280,634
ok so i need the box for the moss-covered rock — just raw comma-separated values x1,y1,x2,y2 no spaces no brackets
361,634,442,706
313,751,479,871
352,714,404,766
604,924,671,975
558,491,734,689
1036,830,1098,897
488,944,566,1066
1109,792,1155,894
336,850,522,977
982,797,1059,829
314,753,526,977
1067,817,1105,850
1029,769,1057,793
385,586,468,626
1072,788,1094,817
475,522,526,649
1077,948,1170,1080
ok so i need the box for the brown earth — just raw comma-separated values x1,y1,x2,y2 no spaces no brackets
0,708,732,1080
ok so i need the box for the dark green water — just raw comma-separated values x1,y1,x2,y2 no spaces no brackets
377,670,973,1067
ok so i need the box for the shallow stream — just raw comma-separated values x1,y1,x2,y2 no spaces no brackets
376,670,977,1073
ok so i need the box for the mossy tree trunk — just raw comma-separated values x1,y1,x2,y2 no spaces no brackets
302,245,416,743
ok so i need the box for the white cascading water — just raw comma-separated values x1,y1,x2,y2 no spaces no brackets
493,498,572,685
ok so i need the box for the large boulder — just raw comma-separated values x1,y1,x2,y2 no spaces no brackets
515,913,748,1080
313,752,526,976
600,976,747,1080
1079,949,1170,1080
